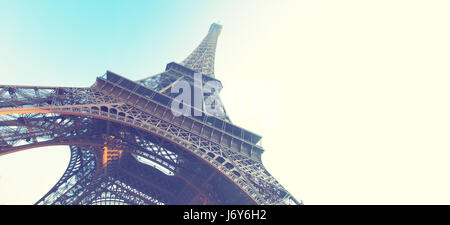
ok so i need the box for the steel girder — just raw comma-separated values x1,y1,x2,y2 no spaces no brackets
0,83,299,205
0,22,300,205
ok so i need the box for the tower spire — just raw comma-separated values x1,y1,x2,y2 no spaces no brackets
182,23,222,77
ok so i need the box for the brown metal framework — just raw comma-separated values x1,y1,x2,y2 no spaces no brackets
0,23,300,205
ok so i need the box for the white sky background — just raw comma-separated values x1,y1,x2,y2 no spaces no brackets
218,0,450,204
1,0,450,204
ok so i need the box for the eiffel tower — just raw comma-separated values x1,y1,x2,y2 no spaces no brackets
0,23,300,205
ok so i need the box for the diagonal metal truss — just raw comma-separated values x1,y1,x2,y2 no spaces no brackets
182,23,222,77
0,23,300,205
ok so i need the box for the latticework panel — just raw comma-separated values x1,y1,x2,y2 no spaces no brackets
0,83,299,205
0,22,300,205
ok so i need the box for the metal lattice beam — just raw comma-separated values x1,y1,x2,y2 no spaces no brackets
0,23,300,205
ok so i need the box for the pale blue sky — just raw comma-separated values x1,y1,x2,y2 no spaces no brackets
0,0,235,85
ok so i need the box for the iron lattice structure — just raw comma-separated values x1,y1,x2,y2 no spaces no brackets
0,23,300,205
